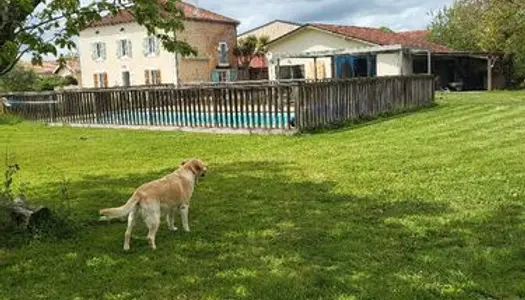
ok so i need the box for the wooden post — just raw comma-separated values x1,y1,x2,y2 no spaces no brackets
487,56,494,91
276,58,281,82
331,56,336,79
313,57,318,81
427,51,431,75
367,54,372,77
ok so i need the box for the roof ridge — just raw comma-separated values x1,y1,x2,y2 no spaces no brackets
180,1,239,23
87,2,239,29
239,19,302,36
309,23,453,52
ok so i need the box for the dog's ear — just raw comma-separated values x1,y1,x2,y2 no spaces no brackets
180,159,188,166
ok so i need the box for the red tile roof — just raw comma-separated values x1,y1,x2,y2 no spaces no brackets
88,1,239,28
20,61,59,75
310,24,452,53
397,30,430,41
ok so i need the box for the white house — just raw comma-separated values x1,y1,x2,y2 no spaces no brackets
238,20,301,41
265,24,448,81
78,2,239,88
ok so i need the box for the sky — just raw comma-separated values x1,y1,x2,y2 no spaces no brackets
25,0,454,61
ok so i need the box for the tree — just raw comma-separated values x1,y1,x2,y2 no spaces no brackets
37,76,66,91
379,26,394,33
0,65,39,92
0,0,196,76
234,35,270,69
428,0,525,79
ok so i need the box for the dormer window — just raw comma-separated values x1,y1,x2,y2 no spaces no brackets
218,42,229,66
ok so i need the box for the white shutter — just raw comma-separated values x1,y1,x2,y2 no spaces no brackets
101,43,107,60
155,37,160,56
143,38,149,56
127,39,132,58
117,40,122,58
91,43,97,60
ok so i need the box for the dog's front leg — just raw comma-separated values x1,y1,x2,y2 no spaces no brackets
166,208,178,232
180,204,190,232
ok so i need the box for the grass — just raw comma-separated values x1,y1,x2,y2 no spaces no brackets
1,91,525,299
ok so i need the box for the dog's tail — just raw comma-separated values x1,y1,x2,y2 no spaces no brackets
99,195,140,220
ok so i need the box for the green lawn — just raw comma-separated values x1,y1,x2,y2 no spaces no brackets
1,91,525,299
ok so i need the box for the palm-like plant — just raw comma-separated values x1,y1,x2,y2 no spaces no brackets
234,35,270,69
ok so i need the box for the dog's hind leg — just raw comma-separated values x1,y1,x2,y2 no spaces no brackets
143,204,161,250
180,203,190,232
124,208,137,251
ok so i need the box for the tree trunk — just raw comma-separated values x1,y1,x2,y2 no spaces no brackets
7,195,53,230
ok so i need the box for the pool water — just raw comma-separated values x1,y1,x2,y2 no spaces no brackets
100,109,296,128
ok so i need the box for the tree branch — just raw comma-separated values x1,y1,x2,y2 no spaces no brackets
15,15,66,35
0,46,31,76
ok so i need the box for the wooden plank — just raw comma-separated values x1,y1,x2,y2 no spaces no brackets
242,88,249,129
86,92,92,124
186,89,193,127
212,89,219,128
232,88,238,129
256,87,262,129
78,92,84,124
167,89,174,126
248,87,255,129
126,91,132,125
105,91,112,124
266,86,272,129
163,89,170,126
225,88,234,128
195,88,202,127
287,86,293,130
115,91,122,125
157,89,164,126
188,88,194,127
179,89,186,127
153,89,160,126
173,89,180,126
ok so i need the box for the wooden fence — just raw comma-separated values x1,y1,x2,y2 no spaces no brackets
1,75,434,133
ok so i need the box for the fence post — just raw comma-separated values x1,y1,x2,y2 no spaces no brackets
49,94,56,122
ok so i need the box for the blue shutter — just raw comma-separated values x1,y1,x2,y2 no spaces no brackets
211,70,220,82
229,69,237,82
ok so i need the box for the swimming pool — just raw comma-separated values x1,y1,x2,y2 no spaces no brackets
99,109,296,128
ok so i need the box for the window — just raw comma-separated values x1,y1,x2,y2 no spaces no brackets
93,73,108,88
218,70,228,82
278,65,305,80
212,69,234,83
117,39,132,58
217,42,229,66
145,70,162,85
122,71,131,87
144,36,159,56
92,42,106,60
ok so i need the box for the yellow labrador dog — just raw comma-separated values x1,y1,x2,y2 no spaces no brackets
99,159,207,251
